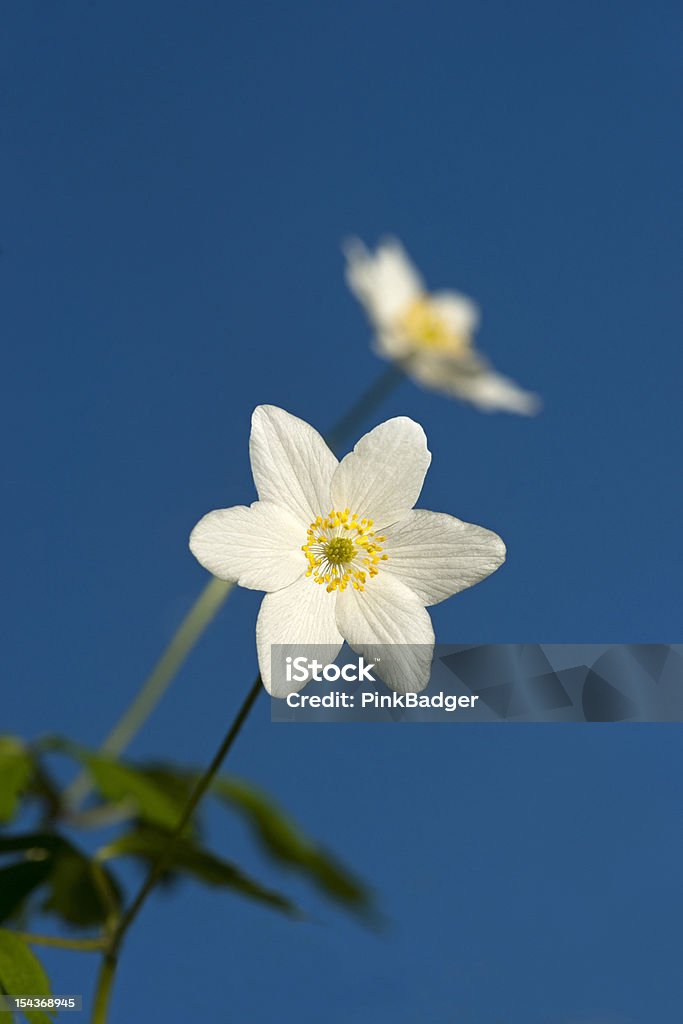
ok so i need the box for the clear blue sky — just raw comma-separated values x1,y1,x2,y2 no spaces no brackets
2,2,682,1022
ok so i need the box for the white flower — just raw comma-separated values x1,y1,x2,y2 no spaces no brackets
345,237,541,415
190,406,506,697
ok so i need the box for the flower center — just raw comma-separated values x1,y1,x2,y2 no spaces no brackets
324,536,356,565
302,509,388,593
397,296,470,356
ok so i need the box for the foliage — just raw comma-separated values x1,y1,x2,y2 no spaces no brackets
0,739,33,823
0,930,54,1024
0,734,375,1020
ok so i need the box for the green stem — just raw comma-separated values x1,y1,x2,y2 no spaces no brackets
91,953,116,1024
114,674,262,945
90,675,263,1023
65,576,234,808
324,363,404,451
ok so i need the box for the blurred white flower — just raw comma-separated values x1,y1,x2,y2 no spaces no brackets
345,237,541,415
190,406,506,696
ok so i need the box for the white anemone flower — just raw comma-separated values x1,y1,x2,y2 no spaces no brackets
345,237,541,416
190,406,506,696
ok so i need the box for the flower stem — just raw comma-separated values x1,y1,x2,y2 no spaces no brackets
324,363,404,451
91,953,116,1024
65,576,234,809
90,675,263,1023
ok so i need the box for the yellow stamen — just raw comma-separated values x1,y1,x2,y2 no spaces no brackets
398,296,470,356
301,508,388,593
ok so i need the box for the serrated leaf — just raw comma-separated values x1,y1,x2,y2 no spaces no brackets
0,738,33,823
103,826,300,917
0,929,53,1024
211,777,373,916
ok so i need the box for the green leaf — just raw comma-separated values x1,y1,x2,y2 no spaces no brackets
103,826,300,917
0,835,64,923
211,777,373,917
133,765,197,805
128,765,203,839
0,862,54,924
0,929,53,1024
0,738,33,823
110,763,376,920
0,833,121,929
41,850,121,928
83,755,185,829
52,743,186,830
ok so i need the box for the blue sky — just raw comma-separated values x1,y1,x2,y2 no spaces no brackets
2,2,682,1022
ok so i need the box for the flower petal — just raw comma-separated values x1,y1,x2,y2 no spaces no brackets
256,578,343,696
189,500,306,592
430,290,480,335
331,417,431,530
382,509,506,606
336,573,434,693
249,405,338,525
372,328,414,360
408,356,541,416
450,369,542,415
344,237,423,328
